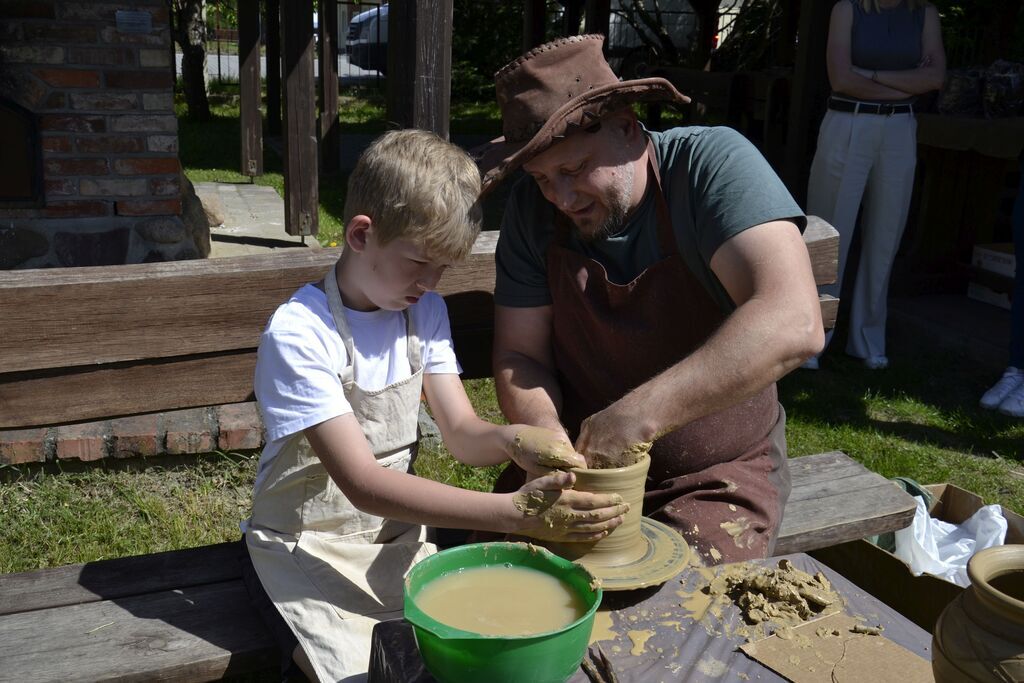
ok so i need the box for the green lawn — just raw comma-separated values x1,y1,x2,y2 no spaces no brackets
1,94,1021,574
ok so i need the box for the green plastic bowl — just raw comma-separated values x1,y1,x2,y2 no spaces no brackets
404,542,602,683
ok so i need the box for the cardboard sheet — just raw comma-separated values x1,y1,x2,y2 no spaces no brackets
741,612,934,682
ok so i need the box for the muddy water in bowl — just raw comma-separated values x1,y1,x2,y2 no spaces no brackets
413,564,587,636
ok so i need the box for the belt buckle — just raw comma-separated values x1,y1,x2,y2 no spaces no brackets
881,103,894,116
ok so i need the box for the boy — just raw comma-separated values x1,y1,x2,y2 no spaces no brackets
243,129,628,682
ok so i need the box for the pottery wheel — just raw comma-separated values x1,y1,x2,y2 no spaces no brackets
576,518,692,591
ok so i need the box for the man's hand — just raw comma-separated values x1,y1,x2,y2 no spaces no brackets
509,425,586,474
511,471,629,542
574,395,654,468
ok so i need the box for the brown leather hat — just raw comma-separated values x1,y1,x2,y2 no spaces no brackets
476,34,689,195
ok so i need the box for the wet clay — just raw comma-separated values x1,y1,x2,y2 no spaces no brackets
413,565,586,636
542,454,689,590
677,558,842,642
511,427,582,470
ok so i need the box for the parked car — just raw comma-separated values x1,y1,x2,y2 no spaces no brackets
346,4,388,74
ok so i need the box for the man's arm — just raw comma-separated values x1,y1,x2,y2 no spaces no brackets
575,220,824,461
492,303,569,437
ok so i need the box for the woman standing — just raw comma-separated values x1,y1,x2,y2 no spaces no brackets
804,0,945,370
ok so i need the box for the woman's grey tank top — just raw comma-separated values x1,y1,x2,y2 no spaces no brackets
845,0,925,104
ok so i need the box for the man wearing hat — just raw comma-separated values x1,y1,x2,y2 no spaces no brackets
482,35,824,563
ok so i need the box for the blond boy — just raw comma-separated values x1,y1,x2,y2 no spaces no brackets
243,129,627,682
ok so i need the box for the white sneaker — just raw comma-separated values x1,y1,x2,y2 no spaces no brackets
800,357,819,370
998,381,1024,418
980,367,1024,410
864,355,889,370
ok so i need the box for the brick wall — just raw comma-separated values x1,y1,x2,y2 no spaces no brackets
0,0,205,268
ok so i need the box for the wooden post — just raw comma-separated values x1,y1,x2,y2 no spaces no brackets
386,0,453,139
238,0,262,177
523,0,547,52
318,0,340,173
265,0,282,137
562,0,585,36
584,0,611,37
783,0,833,204
281,2,318,237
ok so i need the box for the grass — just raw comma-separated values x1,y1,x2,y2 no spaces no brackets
1,91,1022,573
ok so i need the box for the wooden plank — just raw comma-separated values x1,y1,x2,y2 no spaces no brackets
776,486,916,555
281,1,319,236
787,452,871,491
788,472,899,504
1,234,499,374
0,543,243,616
0,581,275,683
0,249,341,373
0,353,257,430
238,0,263,177
318,0,340,173
584,0,611,36
265,0,282,137
820,294,838,331
804,215,839,285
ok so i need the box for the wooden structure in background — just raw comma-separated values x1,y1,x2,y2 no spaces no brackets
238,0,262,178
317,0,340,173
264,0,281,138
280,3,318,237
386,0,454,139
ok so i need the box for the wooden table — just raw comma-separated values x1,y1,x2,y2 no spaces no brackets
368,553,933,682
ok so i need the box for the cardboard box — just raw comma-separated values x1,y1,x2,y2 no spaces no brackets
972,242,1016,279
967,281,1013,310
810,483,1024,633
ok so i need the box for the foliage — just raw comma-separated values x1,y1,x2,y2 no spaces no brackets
450,0,525,101
711,0,784,72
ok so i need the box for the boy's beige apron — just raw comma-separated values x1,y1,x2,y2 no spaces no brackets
245,265,437,682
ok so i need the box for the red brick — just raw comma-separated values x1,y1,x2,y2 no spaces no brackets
217,403,265,452
111,414,160,458
68,47,135,67
164,408,214,455
116,198,182,216
42,136,72,153
41,92,66,110
45,178,78,196
56,421,108,462
40,115,106,133
70,92,138,111
114,157,179,175
80,177,147,196
24,24,97,44
34,68,102,88
0,428,48,465
41,200,111,218
75,135,145,153
150,176,181,196
1,2,56,19
105,70,173,90
99,26,165,46
45,158,109,176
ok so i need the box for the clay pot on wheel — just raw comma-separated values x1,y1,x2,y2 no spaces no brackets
932,545,1024,682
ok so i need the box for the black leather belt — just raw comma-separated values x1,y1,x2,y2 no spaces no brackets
828,98,914,115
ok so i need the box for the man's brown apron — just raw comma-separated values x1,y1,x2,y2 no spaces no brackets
499,144,791,564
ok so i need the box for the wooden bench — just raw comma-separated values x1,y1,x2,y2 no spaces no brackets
0,220,915,682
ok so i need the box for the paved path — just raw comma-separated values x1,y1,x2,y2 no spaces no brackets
195,181,317,258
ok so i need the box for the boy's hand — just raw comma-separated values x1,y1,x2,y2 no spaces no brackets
509,426,586,474
510,471,629,543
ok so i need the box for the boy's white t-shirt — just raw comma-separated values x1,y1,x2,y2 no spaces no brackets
252,284,461,489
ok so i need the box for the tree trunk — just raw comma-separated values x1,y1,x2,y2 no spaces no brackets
173,0,211,120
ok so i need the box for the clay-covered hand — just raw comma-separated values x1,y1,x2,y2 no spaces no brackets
511,470,629,543
509,425,586,474
574,400,653,469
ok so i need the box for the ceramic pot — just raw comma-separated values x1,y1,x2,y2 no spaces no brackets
932,545,1024,682
544,453,650,568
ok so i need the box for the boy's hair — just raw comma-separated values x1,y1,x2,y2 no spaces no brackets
343,129,482,261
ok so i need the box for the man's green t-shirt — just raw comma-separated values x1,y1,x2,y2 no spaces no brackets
494,126,806,312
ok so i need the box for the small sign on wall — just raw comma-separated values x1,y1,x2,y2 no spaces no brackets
115,10,153,34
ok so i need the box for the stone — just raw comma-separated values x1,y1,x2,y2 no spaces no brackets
180,173,212,257
136,217,186,244
0,227,50,269
53,228,130,267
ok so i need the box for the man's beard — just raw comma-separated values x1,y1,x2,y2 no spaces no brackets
573,162,635,243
